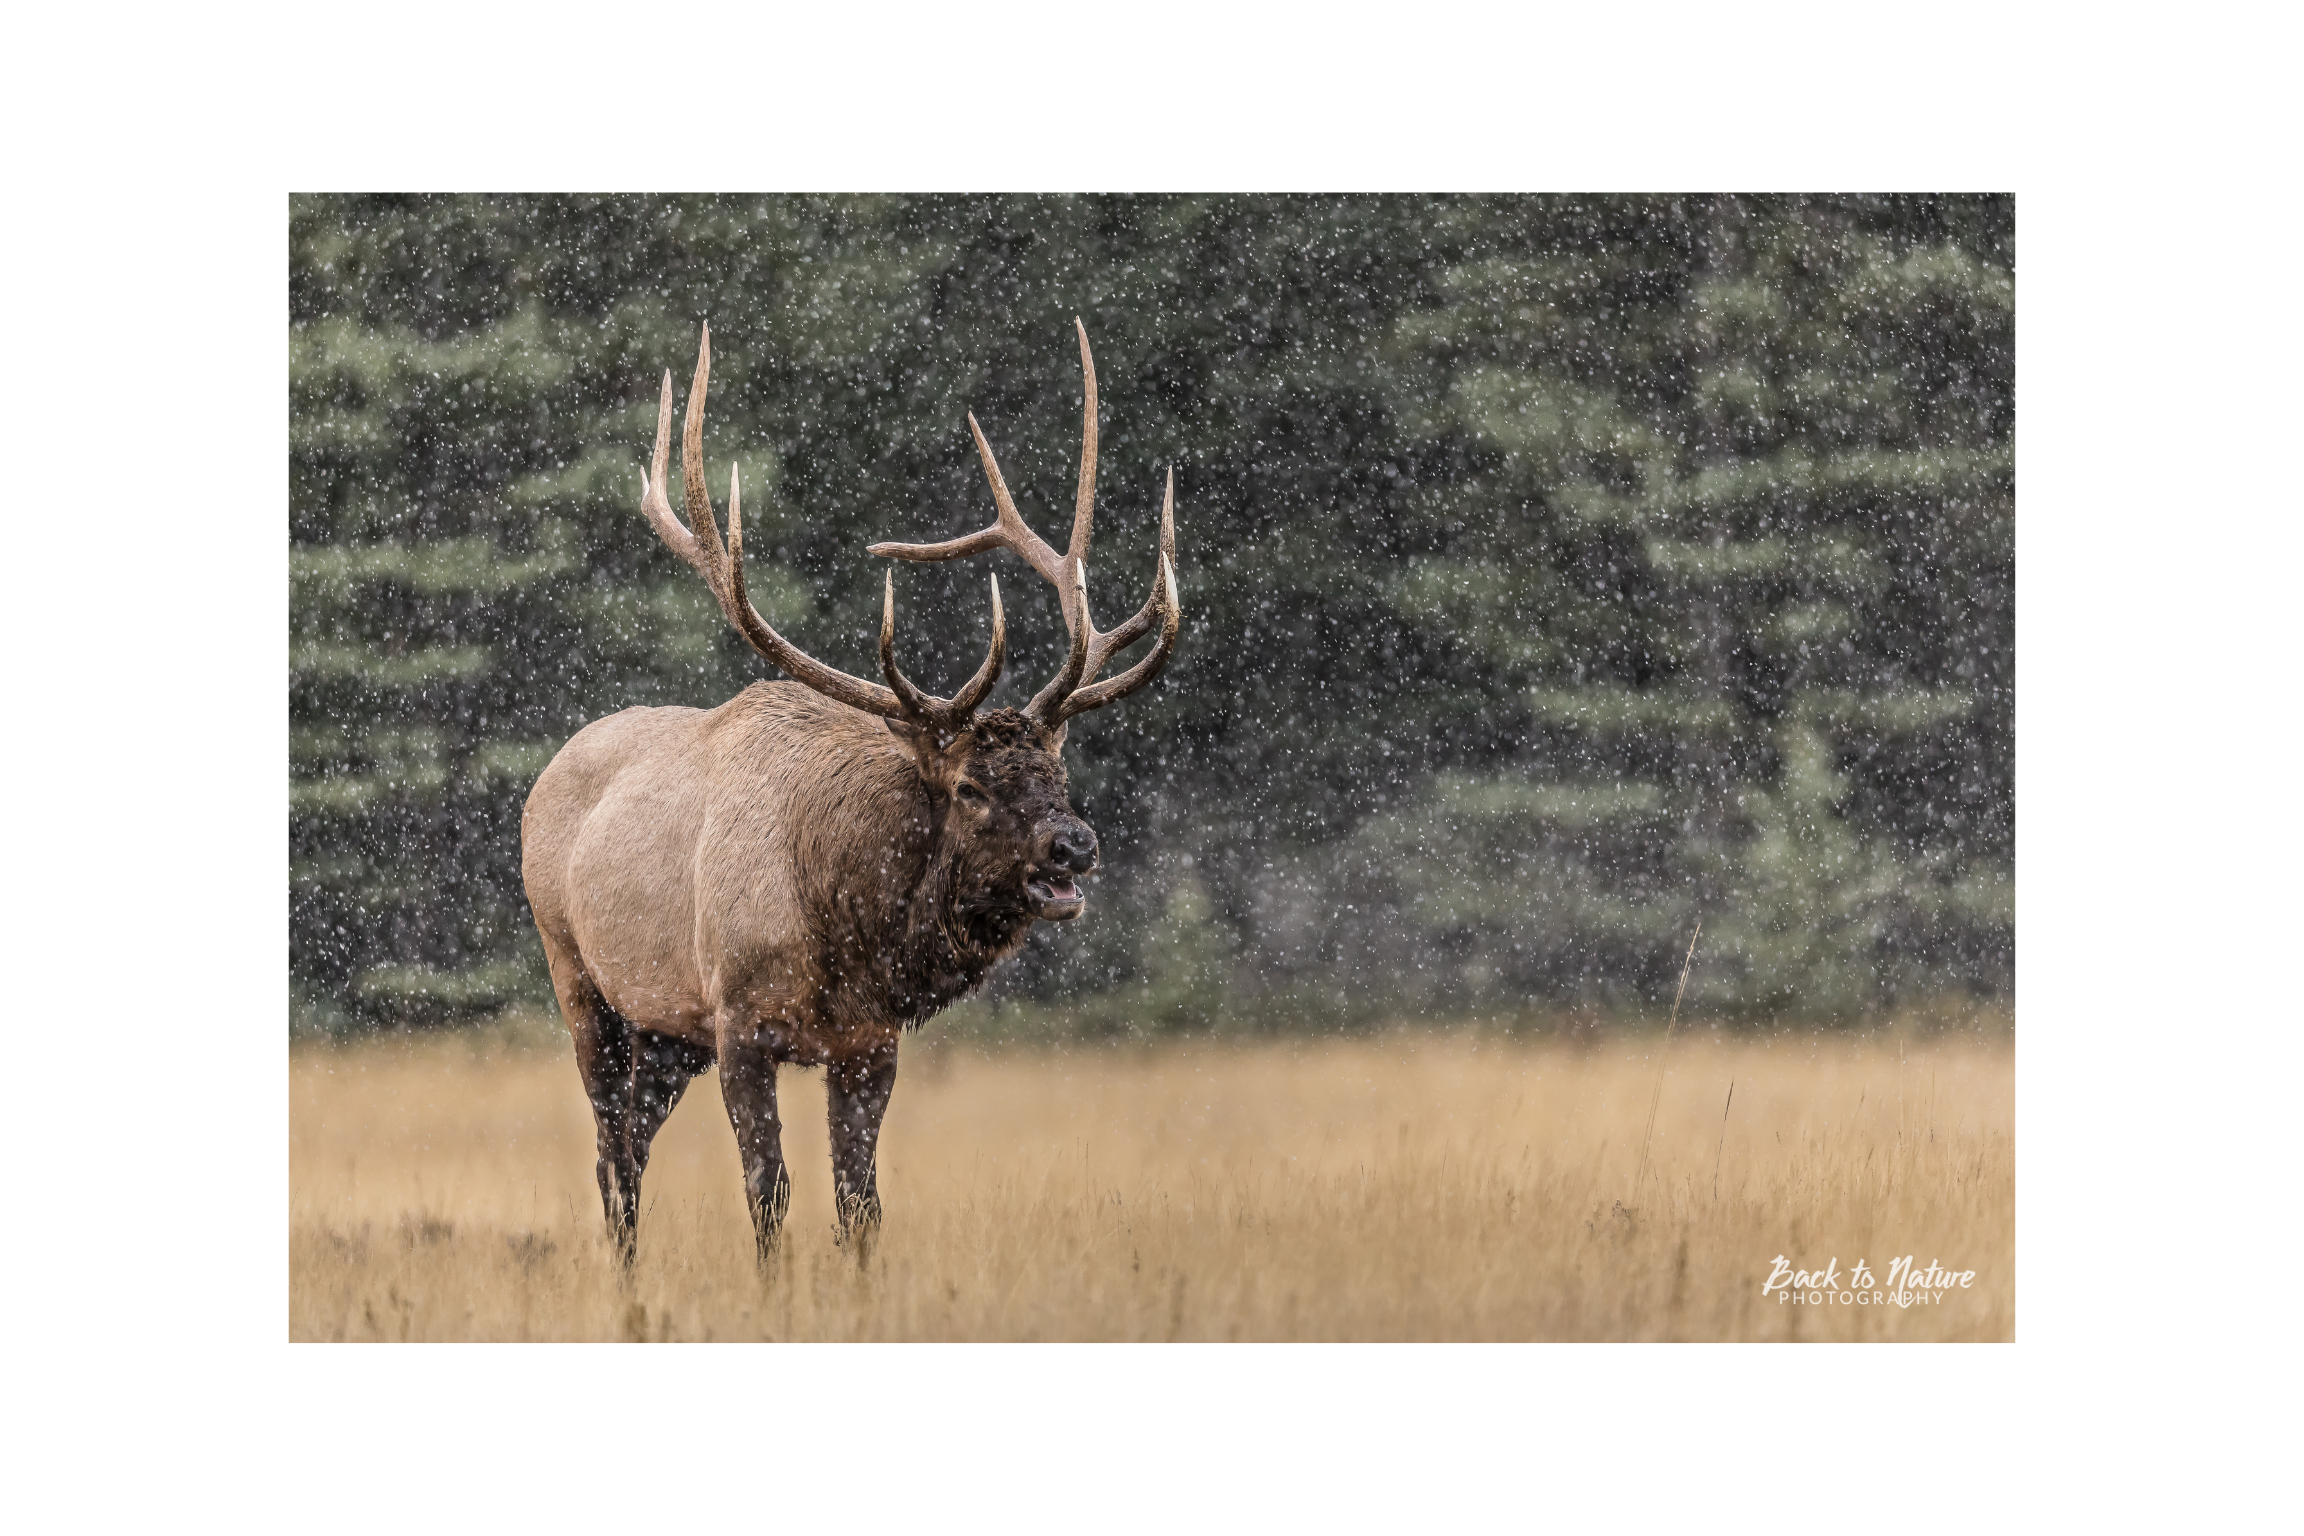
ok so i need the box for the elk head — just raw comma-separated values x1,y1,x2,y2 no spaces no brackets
636,320,1180,932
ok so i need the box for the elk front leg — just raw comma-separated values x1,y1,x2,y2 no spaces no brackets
718,1030,791,1268
827,1047,898,1241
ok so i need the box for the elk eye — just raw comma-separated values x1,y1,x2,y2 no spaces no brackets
955,781,990,808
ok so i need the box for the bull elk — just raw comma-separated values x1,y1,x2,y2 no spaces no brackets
521,321,1180,1264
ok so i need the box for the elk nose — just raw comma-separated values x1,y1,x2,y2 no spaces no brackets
1047,822,1099,874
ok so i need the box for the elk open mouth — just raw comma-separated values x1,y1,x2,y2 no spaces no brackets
1025,873,1087,920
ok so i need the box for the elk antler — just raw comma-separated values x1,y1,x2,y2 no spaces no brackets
868,318,1181,727
638,324,1004,741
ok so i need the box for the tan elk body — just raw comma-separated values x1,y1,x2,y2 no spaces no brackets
521,323,1179,1262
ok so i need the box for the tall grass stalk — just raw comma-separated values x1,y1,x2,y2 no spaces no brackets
1713,1079,1734,1204
1634,921,1702,1199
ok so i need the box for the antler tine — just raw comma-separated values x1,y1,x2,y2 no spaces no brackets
868,415,1070,587
1069,316,1096,564
639,367,712,586
878,570,1009,740
947,573,1007,716
1158,463,1175,563
1027,560,1095,720
680,324,733,603
1039,470,1183,723
1059,549,1181,721
1080,463,1176,670
878,569,942,723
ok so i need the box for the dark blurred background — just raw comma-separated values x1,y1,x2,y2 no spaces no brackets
289,194,2012,1035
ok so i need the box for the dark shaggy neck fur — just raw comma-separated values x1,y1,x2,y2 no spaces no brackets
885,849,1033,1026
877,708,1058,1026
769,698,1071,1035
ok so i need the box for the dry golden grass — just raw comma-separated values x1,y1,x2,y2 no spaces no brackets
290,1021,2012,1341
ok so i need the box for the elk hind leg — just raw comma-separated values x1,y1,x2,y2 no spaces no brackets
629,1030,714,1188
542,934,640,1262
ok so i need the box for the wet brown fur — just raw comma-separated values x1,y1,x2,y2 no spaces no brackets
522,682,1087,1258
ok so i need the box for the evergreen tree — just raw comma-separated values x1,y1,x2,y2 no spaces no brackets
1360,196,2012,1015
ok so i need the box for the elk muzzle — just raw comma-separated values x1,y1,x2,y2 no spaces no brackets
1025,818,1098,920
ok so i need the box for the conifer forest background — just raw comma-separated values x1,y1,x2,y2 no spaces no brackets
288,194,2012,1035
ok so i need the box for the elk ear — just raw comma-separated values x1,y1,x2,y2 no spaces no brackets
884,716,967,782
1045,719,1068,752
883,715,933,770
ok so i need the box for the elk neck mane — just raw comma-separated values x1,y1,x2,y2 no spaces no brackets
906,707,1051,1017
728,683,1037,1027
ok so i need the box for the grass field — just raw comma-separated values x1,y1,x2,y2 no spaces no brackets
289,1019,2012,1341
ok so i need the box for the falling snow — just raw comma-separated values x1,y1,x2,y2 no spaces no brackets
290,195,2012,1037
